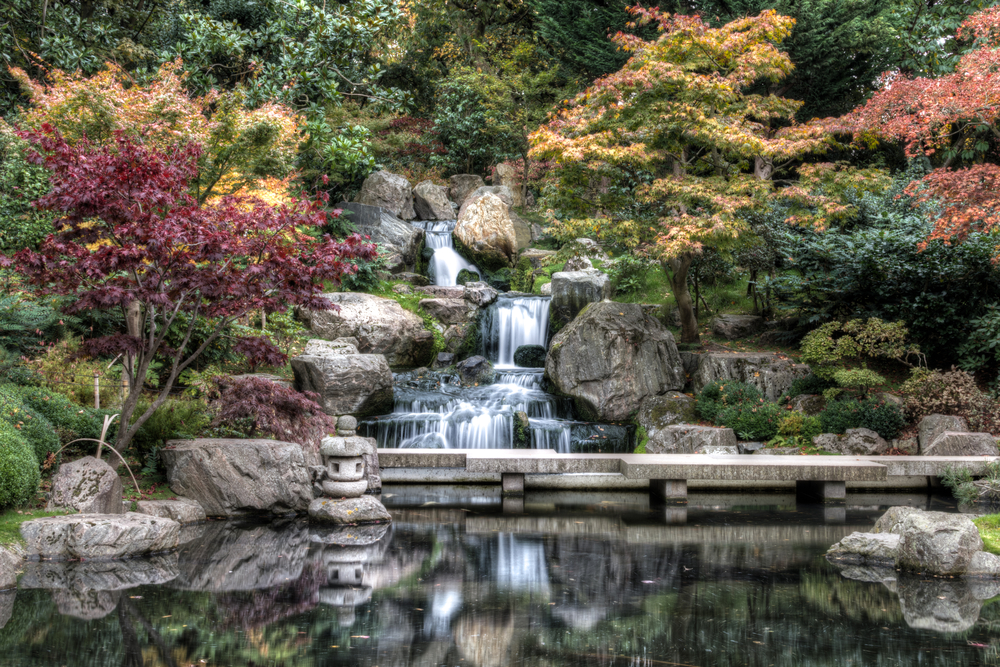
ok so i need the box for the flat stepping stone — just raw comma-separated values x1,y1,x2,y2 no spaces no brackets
20,513,180,560
135,498,206,524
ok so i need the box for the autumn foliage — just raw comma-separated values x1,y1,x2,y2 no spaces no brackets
1,127,376,452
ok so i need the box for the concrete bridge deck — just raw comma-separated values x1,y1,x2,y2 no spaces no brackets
377,449,998,501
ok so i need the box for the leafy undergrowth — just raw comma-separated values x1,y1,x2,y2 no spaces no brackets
974,514,1000,555
0,508,73,547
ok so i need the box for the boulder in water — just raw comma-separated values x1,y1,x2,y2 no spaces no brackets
434,352,456,369
300,292,435,367
357,171,415,219
456,355,496,385
309,496,392,524
514,344,546,368
454,194,517,270
464,281,499,306
550,270,612,326
413,180,454,220
545,301,685,421
449,174,485,207
20,513,180,560
0,546,18,590
897,511,984,575
291,352,394,417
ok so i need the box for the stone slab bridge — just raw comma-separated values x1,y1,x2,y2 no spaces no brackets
377,449,999,502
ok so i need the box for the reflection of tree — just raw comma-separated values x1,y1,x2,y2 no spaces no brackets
216,562,325,630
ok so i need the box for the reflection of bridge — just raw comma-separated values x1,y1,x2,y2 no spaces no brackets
379,449,999,501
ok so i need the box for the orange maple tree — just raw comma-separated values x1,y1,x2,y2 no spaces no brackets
831,7,1000,247
530,8,828,343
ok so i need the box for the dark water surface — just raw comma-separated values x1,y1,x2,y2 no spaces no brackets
2,489,997,667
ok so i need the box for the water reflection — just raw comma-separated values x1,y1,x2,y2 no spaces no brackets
2,492,999,667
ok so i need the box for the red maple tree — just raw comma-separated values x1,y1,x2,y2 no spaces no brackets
2,126,377,452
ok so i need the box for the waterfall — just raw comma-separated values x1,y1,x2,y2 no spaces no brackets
482,296,551,367
414,220,479,286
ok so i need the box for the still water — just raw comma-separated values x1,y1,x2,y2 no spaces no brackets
2,489,997,667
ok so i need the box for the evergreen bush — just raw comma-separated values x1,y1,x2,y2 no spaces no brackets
0,385,59,461
0,419,40,510
819,397,906,440
696,381,764,422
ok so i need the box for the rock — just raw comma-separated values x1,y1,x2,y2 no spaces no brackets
919,414,970,451
698,445,740,455
0,546,18,590
20,513,179,560
393,283,411,295
691,352,812,402
357,171,415,219
52,589,121,620
413,180,454,220
337,201,422,270
434,352,456,369
454,193,517,270
509,211,533,250
564,255,593,272
546,302,685,421
420,298,473,324
494,163,525,208
135,498,206,524
456,355,495,385
415,285,466,298
738,441,765,454
463,281,499,307
47,456,123,515
513,344,547,368
550,270,612,326
711,314,765,340
826,532,901,565
835,565,898,585
636,392,698,446
540,283,551,296
304,338,359,356
300,292,435,367
443,324,471,354
521,248,557,268
397,272,430,286
820,428,891,456
645,424,738,454
892,437,919,454
897,511,984,575
292,352,393,417
923,431,999,456
873,506,921,535
457,185,514,219
161,439,316,517
321,436,374,457
752,447,801,455
449,174,486,207
789,394,826,415
965,550,1000,578
897,576,982,633
309,496,392,524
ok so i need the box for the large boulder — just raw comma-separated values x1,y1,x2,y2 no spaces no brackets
897,511,984,575
922,431,999,457
300,292,435,367
454,194,517,270
20,513,179,560
509,211,533,250
291,351,393,417
873,506,921,535
419,298,474,325
161,439,316,517
135,498,206,524
826,532,901,565
413,180,454,220
464,281,499,307
456,355,495,385
0,546,18,590
494,163,525,208
309,496,392,524
918,414,970,451
636,392,697,446
457,185,514,219
337,202,424,272
513,345,546,368
711,314,765,340
357,171,415,220
47,456,123,514
449,174,485,208
691,352,812,402
816,428,891,456
646,424,738,454
550,270,612,326
545,301,685,421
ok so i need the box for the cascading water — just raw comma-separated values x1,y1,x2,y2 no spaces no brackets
412,220,479,286
481,295,550,367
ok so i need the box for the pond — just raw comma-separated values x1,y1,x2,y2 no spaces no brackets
2,489,997,667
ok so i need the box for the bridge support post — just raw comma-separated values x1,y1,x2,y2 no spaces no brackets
650,479,687,502
796,480,846,503
502,473,525,495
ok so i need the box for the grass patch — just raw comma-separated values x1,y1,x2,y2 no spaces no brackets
634,425,648,453
0,508,73,547
974,514,1000,555
371,282,446,360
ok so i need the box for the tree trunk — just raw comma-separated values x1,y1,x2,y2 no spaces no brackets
754,156,773,181
663,256,698,344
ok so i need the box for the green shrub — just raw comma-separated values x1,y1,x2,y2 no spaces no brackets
510,256,535,293
783,374,836,399
778,412,823,441
696,381,764,422
0,420,40,510
130,399,210,457
717,401,783,441
819,397,906,440
12,385,105,444
0,385,59,462
0,131,56,254
800,318,920,380
900,367,1000,434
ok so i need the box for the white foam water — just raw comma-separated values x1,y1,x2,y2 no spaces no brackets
482,296,550,367
415,220,480,286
